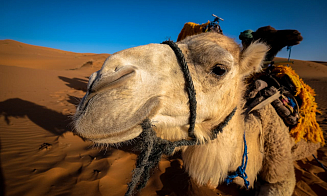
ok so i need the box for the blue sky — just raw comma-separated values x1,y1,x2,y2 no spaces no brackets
1,0,326,61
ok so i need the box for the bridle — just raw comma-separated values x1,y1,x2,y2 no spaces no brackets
161,40,198,139
124,40,237,196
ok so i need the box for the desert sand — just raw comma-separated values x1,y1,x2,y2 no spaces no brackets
0,40,326,196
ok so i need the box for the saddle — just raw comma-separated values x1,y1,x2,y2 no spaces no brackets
245,64,299,126
177,15,224,42
245,63,324,145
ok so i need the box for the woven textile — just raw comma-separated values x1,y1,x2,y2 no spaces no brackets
272,65,324,145
177,21,210,42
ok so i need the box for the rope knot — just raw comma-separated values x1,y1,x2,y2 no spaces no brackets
157,139,175,155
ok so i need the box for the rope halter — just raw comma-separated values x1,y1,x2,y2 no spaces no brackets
125,40,238,196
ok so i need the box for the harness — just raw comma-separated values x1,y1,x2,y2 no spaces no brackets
245,64,300,127
124,40,245,196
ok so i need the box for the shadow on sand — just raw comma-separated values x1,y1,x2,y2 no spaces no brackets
0,98,71,135
67,95,82,106
58,76,88,92
156,159,190,196
0,138,5,196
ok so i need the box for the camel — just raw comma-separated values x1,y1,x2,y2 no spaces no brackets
73,32,320,196
239,26,303,61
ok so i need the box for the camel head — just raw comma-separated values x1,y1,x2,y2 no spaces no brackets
240,26,303,61
252,26,303,47
74,32,268,145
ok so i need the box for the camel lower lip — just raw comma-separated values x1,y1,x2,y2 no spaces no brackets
85,125,143,144
75,96,161,144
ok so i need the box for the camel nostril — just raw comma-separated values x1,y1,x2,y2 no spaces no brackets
91,65,137,93
115,66,123,72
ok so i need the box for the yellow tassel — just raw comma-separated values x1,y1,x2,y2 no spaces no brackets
177,21,210,42
272,65,324,145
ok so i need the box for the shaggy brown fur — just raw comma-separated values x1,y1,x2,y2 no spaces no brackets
74,32,319,196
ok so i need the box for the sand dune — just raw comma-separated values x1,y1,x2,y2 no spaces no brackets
0,40,326,196
0,39,108,70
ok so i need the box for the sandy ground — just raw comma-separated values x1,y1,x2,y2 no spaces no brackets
0,40,326,196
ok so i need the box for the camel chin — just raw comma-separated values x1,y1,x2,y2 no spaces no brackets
74,92,160,144
84,126,143,144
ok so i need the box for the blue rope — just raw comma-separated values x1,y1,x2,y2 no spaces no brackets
287,46,292,60
287,46,292,66
312,154,327,172
225,132,250,189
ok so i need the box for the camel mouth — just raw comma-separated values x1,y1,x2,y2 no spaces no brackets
294,34,303,43
289,31,303,44
74,96,161,144
77,93,97,114
292,38,302,45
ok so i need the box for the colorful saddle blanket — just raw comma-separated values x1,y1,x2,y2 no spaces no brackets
177,21,210,42
247,65,324,145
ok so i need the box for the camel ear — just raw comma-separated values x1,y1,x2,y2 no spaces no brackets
239,41,268,77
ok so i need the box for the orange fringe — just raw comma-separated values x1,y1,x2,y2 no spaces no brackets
177,21,210,42
272,65,324,145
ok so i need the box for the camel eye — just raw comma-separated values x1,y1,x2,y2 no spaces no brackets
211,65,227,76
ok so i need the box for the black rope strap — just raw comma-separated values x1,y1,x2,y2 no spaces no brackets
125,107,237,196
210,107,237,140
125,119,197,196
161,40,197,139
